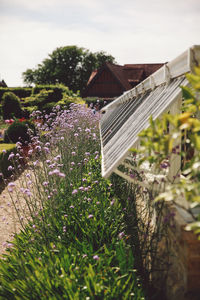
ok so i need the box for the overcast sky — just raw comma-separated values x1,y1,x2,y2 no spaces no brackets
0,0,200,87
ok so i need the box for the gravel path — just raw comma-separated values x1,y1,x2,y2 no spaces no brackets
0,167,34,256
0,175,26,256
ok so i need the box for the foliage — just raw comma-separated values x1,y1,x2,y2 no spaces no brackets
22,106,38,118
0,87,32,102
23,89,55,109
1,92,22,120
84,97,109,109
0,105,145,299
4,119,36,145
21,85,82,115
31,84,74,97
0,144,17,178
22,46,116,93
130,66,200,239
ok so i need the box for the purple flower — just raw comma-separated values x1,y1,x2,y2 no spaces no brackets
43,147,49,153
35,145,41,151
70,205,74,209
88,214,93,219
82,254,87,258
54,155,61,161
110,199,115,206
58,172,65,178
33,160,39,166
8,182,16,187
48,169,60,176
93,255,100,261
160,162,168,169
119,232,125,239
8,153,15,160
72,189,78,194
28,149,33,155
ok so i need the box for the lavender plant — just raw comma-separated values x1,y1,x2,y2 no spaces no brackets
0,104,145,299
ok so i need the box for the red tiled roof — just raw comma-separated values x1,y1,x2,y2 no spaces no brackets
83,62,164,98
105,62,164,90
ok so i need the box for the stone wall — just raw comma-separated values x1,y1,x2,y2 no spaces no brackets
151,204,200,300
164,207,200,300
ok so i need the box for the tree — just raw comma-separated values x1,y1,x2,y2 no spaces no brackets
22,46,116,94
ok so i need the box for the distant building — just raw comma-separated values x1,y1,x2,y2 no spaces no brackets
0,79,7,87
82,62,164,99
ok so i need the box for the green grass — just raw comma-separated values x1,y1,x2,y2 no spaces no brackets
0,143,16,153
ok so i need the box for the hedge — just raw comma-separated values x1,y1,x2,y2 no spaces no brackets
0,88,32,102
0,85,76,103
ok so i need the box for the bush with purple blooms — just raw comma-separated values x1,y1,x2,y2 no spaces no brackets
0,104,145,299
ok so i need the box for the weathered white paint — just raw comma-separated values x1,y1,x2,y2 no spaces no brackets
100,45,200,183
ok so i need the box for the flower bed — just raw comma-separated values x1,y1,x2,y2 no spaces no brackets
0,105,145,299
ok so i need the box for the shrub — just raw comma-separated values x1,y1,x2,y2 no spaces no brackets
22,89,54,108
4,119,36,145
41,102,56,114
0,144,17,178
22,106,38,118
84,97,109,110
0,87,32,102
1,92,22,120
32,84,74,98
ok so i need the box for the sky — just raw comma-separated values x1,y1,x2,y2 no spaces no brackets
0,0,200,87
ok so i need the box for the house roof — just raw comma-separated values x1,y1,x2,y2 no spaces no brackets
100,45,200,178
83,62,164,97
87,70,98,85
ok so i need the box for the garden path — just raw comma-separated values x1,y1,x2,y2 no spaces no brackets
0,168,32,256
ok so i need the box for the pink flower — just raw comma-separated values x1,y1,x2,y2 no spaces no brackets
93,255,100,261
119,232,125,239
